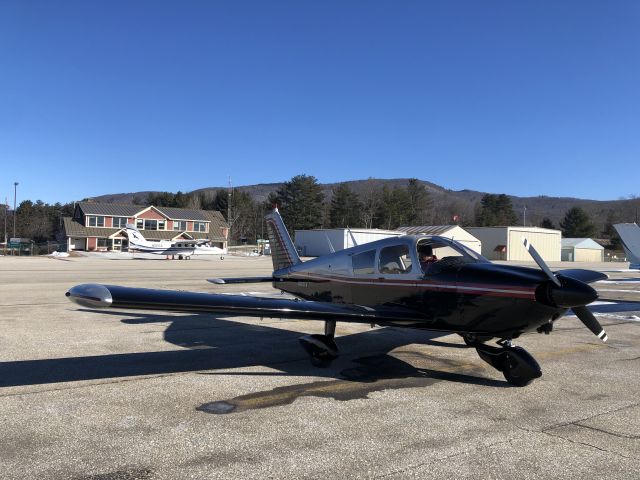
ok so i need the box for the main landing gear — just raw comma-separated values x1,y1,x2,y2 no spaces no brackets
299,320,338,368
464,336,542,387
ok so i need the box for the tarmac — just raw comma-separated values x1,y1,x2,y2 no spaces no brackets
0,254,638,479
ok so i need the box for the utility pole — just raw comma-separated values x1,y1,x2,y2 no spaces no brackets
523,205,527,227
13,182,18,239
227,176,232,247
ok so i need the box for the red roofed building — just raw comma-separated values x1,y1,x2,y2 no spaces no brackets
63,202,228,252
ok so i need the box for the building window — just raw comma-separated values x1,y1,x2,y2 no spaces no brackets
87,216,105,227
136,218,144,229
193,222,207,232
141,219,165,230
97,238,109,248
113,217,128,228
173,220,187,231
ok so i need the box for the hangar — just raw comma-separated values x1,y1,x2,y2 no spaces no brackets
294,228,401,257
466,226,561,262
396,225,482,254
561,238,604,262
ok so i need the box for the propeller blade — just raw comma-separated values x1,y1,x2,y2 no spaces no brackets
522,237,561,287
572,306,608,342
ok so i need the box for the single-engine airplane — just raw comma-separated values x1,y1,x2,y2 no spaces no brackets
67,209,609,386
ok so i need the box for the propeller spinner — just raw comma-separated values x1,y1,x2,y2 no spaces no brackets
522,237,608,342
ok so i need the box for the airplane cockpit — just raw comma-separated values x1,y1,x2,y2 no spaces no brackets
416,237,488,275
348,236,488,279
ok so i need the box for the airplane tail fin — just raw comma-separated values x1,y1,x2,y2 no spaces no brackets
125,223,148,247
613,223,640,269
264,208,301,271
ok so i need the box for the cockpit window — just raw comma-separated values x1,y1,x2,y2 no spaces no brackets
379,245,412,274
352,249,376,275
417,237,488,274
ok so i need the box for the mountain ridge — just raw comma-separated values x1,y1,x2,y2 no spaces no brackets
89,178,639,233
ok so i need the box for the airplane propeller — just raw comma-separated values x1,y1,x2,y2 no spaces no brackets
522,237,608,342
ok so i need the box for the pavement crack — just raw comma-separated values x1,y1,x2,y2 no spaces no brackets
542,429,635,460
541,401,640,433
373,435,521,478
572,423,639,440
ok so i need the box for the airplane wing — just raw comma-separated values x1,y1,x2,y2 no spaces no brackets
66,284,427,323
207,277,273,284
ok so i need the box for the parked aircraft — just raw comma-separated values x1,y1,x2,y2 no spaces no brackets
613,223,640,269
125,224,195,259
68,209,608,386
126,224,226,258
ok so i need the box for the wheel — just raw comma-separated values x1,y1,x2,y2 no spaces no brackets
503,369,534,387
501,348,541,387
310,354,334,368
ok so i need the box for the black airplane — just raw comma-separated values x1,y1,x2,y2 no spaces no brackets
67,208,608,386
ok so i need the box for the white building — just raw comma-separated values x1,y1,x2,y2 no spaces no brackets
294,228,401,257
466,226,561,262
561,238,604,262
396,225,482,254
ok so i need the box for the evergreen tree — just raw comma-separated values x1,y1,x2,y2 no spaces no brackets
329,183,362,228
540,217,555,229
375,186,411,229
271,175,325,232
474,194,518,226
560,207,596,238
406,178,432,225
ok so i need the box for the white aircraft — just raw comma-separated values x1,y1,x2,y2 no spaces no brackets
613,223,640,269
125,224,196,259
125,224,227,258
174,240,227,256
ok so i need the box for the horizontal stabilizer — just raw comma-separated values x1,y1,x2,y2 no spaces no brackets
207,277,274,284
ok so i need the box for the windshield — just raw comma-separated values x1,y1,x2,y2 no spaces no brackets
416,236,488,274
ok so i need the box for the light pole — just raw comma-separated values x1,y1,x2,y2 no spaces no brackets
3,198,7,252
13,182,18,239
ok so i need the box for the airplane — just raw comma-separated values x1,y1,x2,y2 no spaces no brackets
125,224,227,258
67,209,609,387
613,223,640,269
124,224,196,259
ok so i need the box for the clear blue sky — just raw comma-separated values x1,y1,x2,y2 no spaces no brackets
1,1,639,205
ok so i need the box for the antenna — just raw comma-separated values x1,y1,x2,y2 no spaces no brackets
324,233,336,254
347,227,358,247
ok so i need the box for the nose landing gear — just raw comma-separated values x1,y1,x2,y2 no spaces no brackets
473,339,542,387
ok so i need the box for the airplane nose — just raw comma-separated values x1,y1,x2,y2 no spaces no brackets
544,277,598,308
66,284,113,308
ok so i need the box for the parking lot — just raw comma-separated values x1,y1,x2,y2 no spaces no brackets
1,255,638,479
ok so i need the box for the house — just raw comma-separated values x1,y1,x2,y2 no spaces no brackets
63,202,228,252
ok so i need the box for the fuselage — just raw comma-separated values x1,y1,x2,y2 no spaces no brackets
272,235,568,340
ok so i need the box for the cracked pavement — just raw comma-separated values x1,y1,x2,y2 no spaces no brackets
0,255,639,479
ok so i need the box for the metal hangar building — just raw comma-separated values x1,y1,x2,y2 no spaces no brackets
466,226,561,262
